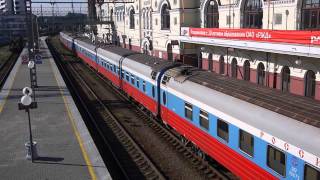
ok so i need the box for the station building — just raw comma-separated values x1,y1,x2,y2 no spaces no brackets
96,0,320,101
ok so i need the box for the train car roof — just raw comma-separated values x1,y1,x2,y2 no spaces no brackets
188,70,320,128
62,32,176,74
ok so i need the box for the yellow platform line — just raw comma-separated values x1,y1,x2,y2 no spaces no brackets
49,52,97,180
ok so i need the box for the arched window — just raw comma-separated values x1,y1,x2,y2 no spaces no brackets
243,0,263,28
161,4,170,29
302,0,320,29
257,63,265,85
281,66,290,92
219,56,225,74
243,60,250,81
231,58,238,78
208,53,213,71
129,9,135,29
305,70,316,98
167,43,173,61
205,0,219,28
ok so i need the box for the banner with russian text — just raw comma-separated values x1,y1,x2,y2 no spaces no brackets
183,28,320,46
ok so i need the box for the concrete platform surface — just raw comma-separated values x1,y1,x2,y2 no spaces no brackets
0,38,111,180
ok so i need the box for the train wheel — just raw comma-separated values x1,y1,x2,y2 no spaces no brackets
197,149,206,160
180,135,189,147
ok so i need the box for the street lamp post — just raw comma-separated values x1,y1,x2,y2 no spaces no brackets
18,87,38,162
28,60,37,102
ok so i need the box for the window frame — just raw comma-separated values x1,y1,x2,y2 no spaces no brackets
136,78,140,88
184,102,193,121
304,163,320,180
205,0,219,28
131,74,135,84
301,0,320,30
242,0,263,29
199,109,209,130
239,129,254,157
217,119,229,142
266,145,287,177
125,72,130,81
162,91,167,105
161,4,171,30
152,86,155,98
129,9,135,29
142,81,146,92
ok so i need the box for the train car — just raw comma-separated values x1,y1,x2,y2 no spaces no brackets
60,32,73,50
158,66,320,179
59,32,320,180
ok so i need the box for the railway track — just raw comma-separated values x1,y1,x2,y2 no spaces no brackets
48,39,165,180
48,37,236,180
0,49,21,89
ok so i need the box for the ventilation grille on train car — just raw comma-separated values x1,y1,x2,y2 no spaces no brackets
151,71,157,80
165,65,199,83
161,75,171,85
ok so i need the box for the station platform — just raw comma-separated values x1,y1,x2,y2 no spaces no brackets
0,38,111,180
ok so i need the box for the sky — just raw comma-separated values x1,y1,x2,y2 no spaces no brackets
32,0,88,16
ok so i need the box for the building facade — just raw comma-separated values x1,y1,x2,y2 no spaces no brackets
96,0,320,101
12,0,25,15
0,14,27,39
0,0,13,14
0,0,24,14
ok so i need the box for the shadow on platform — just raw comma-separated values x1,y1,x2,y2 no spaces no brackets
34,156,105,168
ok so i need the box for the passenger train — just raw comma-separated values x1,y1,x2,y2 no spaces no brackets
59,32,320,180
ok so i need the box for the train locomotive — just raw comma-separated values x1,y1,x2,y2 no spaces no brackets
59,32,320,180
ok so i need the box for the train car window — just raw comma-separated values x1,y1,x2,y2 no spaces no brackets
267,145,286,176
163,92,167,105
304,164,320,180
114,65,116,72
131,75,135,84
239,129,254,157
199,109,209,130
121,71,125,79
184,102,193,121
137,78,140,88
126,73,130,81
143,81,146,92
217,119,229,142
110,65,113,71
152,86,155,98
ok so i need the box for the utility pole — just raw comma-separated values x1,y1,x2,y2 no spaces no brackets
25,0,38,88
72,0,74,14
